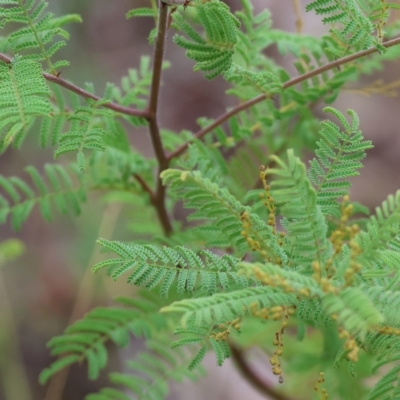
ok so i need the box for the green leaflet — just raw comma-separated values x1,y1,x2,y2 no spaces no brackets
0,57,51,152
162,285,297,327
0,0,81,73
173,0,240,79
40,293,170,385
308,107,373,217
305,0,385,52
54,99,113,172
85,338,203,400
0,164,86,230
93,239,248,296
267,149,332,268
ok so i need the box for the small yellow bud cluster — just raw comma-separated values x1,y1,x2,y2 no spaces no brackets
312,261,336,293
259,165,277,232
325,196,363,286
338,327,359,362
376,0,388,41
240,212,282,265
250,303,295,322
209,318,241,341
269,307,292,383
240,211,263,253
329,195,355,255
253,267,294,293
314,372,329,399
378,326,400,336
343,238,362,286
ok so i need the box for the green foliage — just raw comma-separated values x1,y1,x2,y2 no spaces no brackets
173,0,240,79
305,0,387,51
54,99,113,172
0,56,51,152
40,293,169,384
308,107,373,217
85,338,204,400
93,238,248,295
1,0,400,399
0,0,81,72
0,163,86,230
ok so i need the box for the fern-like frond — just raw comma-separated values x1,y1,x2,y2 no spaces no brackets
126,7,157,19
85,337,204,400
161,168,284,259
267,150,331,268
39,294,168,384
162,286,296,327
322,287,383,339
93,238,248,296
308,107,373,216
224,65,283,96
0,163,86,230
367,365,400,400
54,99,114,172
357,190,400,270
173,0,240,79
0,56,52,152
39,83,70,148
305,0,377,51
0,0,81,73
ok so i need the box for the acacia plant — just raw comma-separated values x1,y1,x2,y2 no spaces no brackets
1,0,400,399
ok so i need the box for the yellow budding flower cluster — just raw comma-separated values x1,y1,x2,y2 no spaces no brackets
314,372,329,400
209,318,241,341
270,307,292,383
250,302,294,384
250,303,295,322
338,327,359,362
253,267,297,294
312,261,337,293
378,326,400,336
259,165,277,233
343,239,362,286
240,211,263,252
240,211,282,264
313,195,363,288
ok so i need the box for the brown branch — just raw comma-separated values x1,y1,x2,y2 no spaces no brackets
0,52,149,118
167,35,400,161
230,343,297,400
146,1,169,169
133,173,156,202
145,1,173,236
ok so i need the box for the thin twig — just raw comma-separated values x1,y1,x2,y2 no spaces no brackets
0,52,149,118
291,0,303,33
134,173,156,202
167,35,400,161
230,343,296,400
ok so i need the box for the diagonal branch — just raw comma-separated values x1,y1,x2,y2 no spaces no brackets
166,35,400,161
230,343,297,400
0,52,149,118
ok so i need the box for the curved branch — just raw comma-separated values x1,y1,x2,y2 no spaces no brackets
0,52,149,118
166,35,400,161
230,343,297,400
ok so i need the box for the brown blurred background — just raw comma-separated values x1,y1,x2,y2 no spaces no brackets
0,1,399,399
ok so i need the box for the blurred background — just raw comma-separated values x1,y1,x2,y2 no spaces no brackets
0,0,399,399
